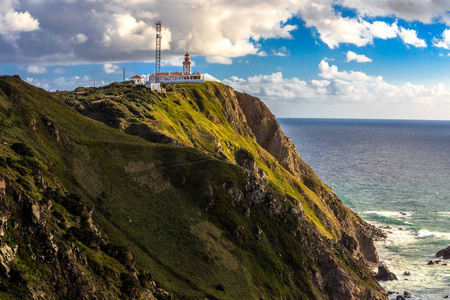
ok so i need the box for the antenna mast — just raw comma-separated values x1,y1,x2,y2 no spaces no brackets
155,20,162,83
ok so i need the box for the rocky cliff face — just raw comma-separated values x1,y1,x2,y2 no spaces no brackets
235,91,384,267
0,76,388,299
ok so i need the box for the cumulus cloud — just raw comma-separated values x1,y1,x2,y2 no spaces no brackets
433,29,450,49
223,61,450,110
100,13,171,52
205,56,233,65
0,0,301,64
0,0,39,36
27,65,47,74
0,0,442,65
346,51,372,63
398,27,427,48
204,73,221,82
72,33,88,44
318,60,375,81
340,0,450,25
24,75,105,92
103,63,120,74
297,1,427,49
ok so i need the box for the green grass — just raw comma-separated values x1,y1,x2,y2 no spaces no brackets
0,76,386,299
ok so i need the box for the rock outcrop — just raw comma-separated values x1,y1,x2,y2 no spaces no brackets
375,265,398,281
436,246,450,259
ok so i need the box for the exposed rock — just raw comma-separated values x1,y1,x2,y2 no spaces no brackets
289,205,304,218
0,215,8,237
403,291,412,298
24,196,41,225
42,118,61,142
340,232,358,254
235,92,318,182
428,260,436,265
396,296,405,300
375,265,398,281
436,246,450,259
387,291,396,294
403,271,411,276
0,243,17,277
0,178,6,199
244,207,250,217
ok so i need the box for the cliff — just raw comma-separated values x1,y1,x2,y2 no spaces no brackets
0,76,387,299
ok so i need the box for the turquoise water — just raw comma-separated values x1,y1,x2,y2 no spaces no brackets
278,118,450,299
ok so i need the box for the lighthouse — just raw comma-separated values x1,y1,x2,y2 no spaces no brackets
182,52,191,74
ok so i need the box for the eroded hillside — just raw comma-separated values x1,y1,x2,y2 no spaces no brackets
0,76,387,299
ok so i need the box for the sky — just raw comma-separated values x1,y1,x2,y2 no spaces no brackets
1,0,450,120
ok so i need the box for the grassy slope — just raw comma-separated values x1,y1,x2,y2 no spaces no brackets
1,77,322,299
0,76,384,299
61,82,348,240
60,80,385,297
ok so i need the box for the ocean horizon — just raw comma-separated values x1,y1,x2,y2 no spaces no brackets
278,118,450,300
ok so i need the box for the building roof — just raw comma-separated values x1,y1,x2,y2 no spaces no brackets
185,52,190,56
131,75,143,79
149,72,186,77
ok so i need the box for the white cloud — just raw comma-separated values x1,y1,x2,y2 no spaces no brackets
222,61,450,118
100,13,172,52
318,60,375,81
340,0,450,25
363,20,398,39
27,65,47,74
25,75,108,91
346,51,372,63
205,56,233,65
398,27,427,48
204,73,221,82
72,33,88,44
297,0,429,49
1,0,440,65
273,47,288,56
0,5,39,35
433,29,450,50
103,63,120,74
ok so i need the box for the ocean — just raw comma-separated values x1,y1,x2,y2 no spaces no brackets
278,118,450,300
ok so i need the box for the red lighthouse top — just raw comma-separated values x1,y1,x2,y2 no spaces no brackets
184,52,190,62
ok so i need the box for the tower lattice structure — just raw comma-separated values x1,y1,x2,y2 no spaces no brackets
155,21,162,83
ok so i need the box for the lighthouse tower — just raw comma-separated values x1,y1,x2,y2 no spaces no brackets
182,52,191,74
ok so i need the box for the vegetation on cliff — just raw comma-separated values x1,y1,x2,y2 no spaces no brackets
0,75,387,299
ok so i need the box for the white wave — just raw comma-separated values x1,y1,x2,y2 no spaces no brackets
363,210,412,218
416,229,450,240
437,212,450,216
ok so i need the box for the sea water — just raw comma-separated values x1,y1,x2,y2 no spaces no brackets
278,118,450,300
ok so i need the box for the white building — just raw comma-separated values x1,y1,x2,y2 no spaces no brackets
147,52,205,84
130,75,145,85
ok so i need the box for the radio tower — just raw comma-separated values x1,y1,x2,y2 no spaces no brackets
155,21,162,83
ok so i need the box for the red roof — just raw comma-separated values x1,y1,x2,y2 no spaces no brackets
185,52,190,56
131,75,143,79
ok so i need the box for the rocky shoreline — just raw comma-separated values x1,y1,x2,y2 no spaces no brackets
371,224,450,299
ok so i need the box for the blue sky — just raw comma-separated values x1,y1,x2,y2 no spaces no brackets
1,0,450,120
